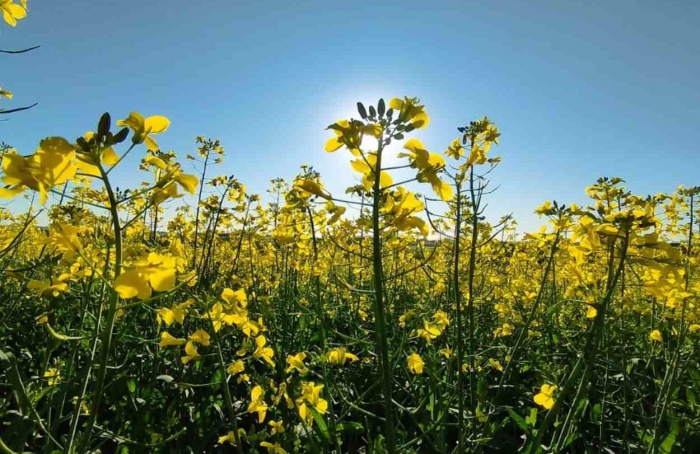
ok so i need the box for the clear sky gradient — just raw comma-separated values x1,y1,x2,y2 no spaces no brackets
2,0,699,232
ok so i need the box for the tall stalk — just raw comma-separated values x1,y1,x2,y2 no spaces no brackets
648,191,696,454
369,133,396,453
527,229,630,453
77,162,123,452
466,163,479,408
452,176,465,452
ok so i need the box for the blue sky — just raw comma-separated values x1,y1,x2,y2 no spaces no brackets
2,0,699,232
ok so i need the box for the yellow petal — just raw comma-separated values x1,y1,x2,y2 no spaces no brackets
102,147,120,166
114,269,152,300
389,98,403,110
325,137,343,152
148,268,176,292
174,173,199,195
145,115,170,134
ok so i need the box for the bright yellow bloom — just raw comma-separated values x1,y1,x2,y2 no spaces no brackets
221,287,247,306
649,329,663,342
227,360,245,376
1,0,26,27
114,252,178,300
217,430,243,446
181,341,201,364
586,305,598,319
27,279,68,298
297,381,328,426
417,321,443,343
324,119,380,153
445,138,464,159
253,335,276,367
0,138,78,204
285,352,309,374
534,384,557,409
74,131,120,177
158,331,186,348
260,441,287,454
188,329,211,346
248,385,268,423
407,353,424,375
44,367,61,386
350,152,393,191
488,358,504,372
433,310,450,328
268,419,285,435
117,112,170,151
156,299,195,326
326,347,359,366
389,96,430,129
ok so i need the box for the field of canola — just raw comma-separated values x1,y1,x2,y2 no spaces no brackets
2,2,700,453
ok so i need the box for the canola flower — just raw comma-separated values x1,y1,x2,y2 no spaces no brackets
0,97,698,454
534,384,557,410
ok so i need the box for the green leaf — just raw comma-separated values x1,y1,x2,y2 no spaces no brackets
310,407,332,443
525,407,537,426
127,378,136,394
507,408,530,434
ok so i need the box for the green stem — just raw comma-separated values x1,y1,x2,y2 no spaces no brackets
371,134,396,453
211,321,244,454
76,162,124,453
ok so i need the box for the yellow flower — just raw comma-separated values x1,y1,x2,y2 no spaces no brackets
389,96,430,129
253,335,276,367
227,360,245,376
116,112,170,151
221,287,247,306
44,367,61,386
188,329,210,346
181,341,201,364
324,119,379,152
433,310,450,328
217,430,244,446
649,329,663,343
358,309,368,321
156,298,195,326
74,131,120,176
1,0,26,27
27,279,68,298
297,381,328,426
113,252,179,300
407,353,424,375
268,419,285,435
326,347,359,366
350,152,393,191
248,385,268,423
586,305,598,319
0,138,78,204
285,352,309,374
417,321,443,343
488,358,504,372
445,138,464,159
534,384,557,409
689,324,700,333
260,441,287,454
158,331,186,348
